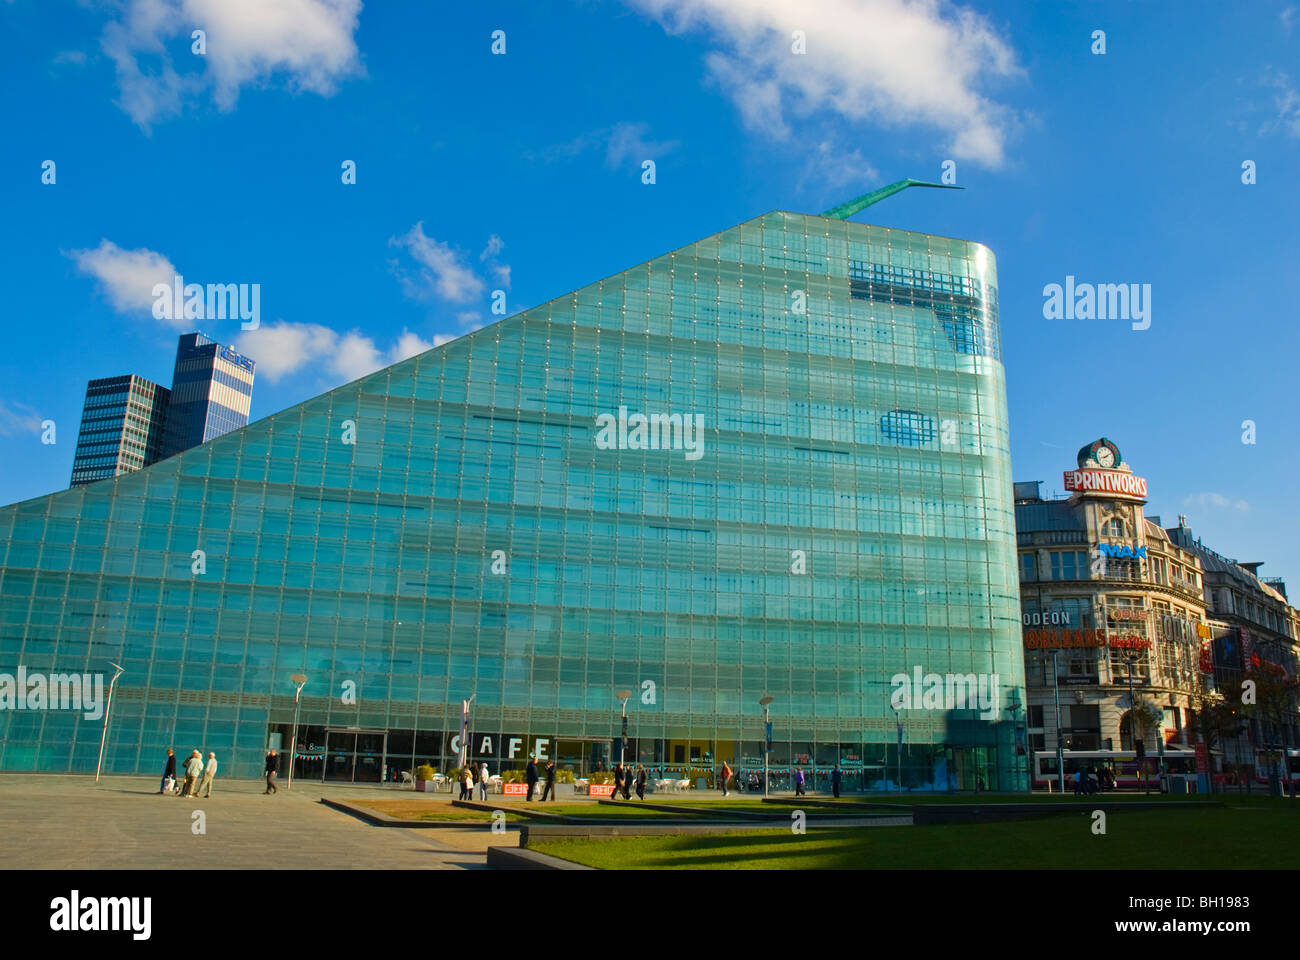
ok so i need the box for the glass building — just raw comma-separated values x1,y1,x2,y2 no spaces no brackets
69,375,170,487
161,333,256,458
0,211,1026,789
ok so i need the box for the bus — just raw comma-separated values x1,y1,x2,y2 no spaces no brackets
1252,747,1300,789
1032,748,1200,791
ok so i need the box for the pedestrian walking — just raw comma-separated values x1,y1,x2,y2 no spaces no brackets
1072,769,1082,796
719,760,732,796
264,749,279,794
525,756,539,801
794,768,805,797
460,764,473,801
181,750,202,797
479,762,490,801
196,752,218,798
159,749,177,794
609,762,622,800
831,764,843,798
541,760,557,801
622,763,633,800
636,765,647,800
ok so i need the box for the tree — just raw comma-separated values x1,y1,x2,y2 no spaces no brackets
1188,685,1243,794
1244,662,1300,797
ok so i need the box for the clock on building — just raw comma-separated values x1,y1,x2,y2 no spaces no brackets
1077,438,1121,469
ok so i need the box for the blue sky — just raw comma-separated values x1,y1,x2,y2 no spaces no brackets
2,0,1298,585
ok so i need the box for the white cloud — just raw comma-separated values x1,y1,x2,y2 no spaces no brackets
1183,492,1250,513
0,399,43,438
391,329,435,362
625,0,1021,167
67,239,183,326
799,140,880,192
531,122,680,169
389,222,485,304
1261,71,1300,138
52,50,88,67
98,0,364,130
480,235,505,261
604,121,680,168
234,322,438,384
233,321,339,381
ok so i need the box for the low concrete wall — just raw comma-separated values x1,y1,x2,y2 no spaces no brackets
487,847,595,870
320,796,500,829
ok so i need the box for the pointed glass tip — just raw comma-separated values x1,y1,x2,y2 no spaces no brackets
821,178,965,220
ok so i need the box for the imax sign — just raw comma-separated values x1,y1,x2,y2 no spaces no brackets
1099,544,1147,559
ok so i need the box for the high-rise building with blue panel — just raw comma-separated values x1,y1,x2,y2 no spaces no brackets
0,211,1026,789
161,333,256,459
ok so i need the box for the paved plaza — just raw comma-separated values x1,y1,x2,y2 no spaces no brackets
0,773,521,870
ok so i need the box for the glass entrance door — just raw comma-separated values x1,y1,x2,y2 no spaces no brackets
325,731,356,781
323,729,388,782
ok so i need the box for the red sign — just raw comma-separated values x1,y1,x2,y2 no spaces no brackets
1199,643,1214,673
1108,608,1149,621
1063,469,1148,499
502,783,529,795
1194,743,1210,776
588,784,616,797
1108,636,1152,651
1024,628,1109,649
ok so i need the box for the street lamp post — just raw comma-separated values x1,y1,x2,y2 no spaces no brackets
759,696,774,798
287,673,308,791
1052,650,1065,794
615,689,632,767
892,706,903,792
94,662,125,784
1125,653,1148,795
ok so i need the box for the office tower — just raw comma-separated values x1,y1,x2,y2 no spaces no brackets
161,332,255,459
69,375,170,486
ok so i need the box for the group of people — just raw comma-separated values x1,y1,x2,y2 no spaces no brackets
599,762,648,800
1072,766,1115,795
718,762,845,797
159,748,218,798
456,761,493,801
523,757,561,801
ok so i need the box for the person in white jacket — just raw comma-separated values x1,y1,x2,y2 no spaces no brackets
181,750,203,797
478,762,490,800
196,752,218,798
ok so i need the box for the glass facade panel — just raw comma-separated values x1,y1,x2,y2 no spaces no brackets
0,211,1025,789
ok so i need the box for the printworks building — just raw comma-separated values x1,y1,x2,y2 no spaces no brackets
1015,440,1219,788
0,205,1026,788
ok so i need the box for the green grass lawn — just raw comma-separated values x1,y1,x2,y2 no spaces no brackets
785,791,1231,804
530,800,1300,870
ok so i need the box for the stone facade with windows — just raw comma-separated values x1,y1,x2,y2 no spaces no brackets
1015,439,1211,787
1166,520,1300,786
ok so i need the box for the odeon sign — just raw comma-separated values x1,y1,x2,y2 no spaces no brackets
1022,611,1073,626
1063,469,1148,499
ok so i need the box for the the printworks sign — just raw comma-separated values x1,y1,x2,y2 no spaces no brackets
1063,469,1148,499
